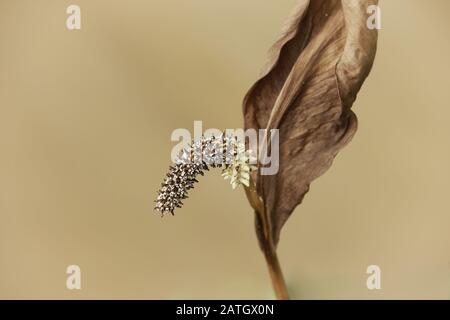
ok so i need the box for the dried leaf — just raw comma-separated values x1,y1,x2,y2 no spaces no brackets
243,0,378,246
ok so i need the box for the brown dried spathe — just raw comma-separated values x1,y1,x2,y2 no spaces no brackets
243,0,379,247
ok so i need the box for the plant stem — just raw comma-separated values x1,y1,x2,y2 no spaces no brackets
244,184,289,300
261,238,289,300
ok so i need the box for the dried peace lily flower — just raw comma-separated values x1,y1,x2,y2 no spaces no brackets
155,0,378,300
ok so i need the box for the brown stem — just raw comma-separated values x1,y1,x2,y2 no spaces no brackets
245,184,289,299
261,239,289,300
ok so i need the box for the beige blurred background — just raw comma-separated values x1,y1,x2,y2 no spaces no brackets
1,0,449,299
